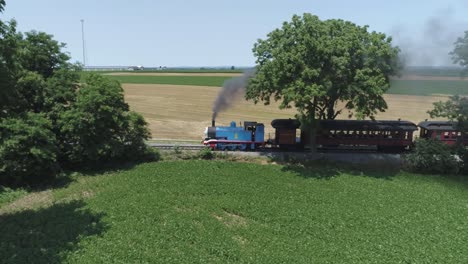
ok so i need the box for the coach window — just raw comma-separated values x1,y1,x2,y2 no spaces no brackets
443,132,450,139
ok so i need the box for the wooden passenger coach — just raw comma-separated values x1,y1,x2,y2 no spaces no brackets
418,121,468,146
315,120,418,150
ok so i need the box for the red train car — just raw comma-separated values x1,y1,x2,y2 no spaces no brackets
418,121,468,146
315,120,418,151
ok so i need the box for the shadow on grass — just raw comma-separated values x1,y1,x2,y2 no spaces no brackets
0,200,107,263
263,153,401,180
69,161,140,177
280,160,400,180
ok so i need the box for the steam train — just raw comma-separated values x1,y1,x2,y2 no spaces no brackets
203,119,467,151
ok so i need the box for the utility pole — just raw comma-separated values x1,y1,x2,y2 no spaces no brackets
80,19,86,66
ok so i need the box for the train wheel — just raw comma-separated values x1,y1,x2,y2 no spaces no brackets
228,145,237,151
239,144,247,151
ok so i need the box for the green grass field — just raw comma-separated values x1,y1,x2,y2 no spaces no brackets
0,187,27,207
402,67,465,77
2,160,468,263
105,75,231,87
388,80,468,96
80,71,468,96
104,74,468,96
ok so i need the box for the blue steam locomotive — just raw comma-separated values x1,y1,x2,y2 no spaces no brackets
203,121,264,150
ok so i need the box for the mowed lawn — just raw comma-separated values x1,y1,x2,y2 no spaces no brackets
1,160,468,263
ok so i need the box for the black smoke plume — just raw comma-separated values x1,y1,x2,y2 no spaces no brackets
212,70,255,121
391,8,468,66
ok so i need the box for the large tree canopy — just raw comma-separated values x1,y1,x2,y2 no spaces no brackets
0,1,157,186
0,1,19,106
246,13,401,123
451,30,468,70
18,31,70,78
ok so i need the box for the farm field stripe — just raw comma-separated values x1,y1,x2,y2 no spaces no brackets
104,72,242,77
107,75,231,87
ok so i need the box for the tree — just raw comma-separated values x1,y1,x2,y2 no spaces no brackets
0,2,20,107
246,14,401,149
428,95,468,132
0,113,59,185
428,95,468,174
17,31,70,79
450,30,468,70
58,74,153,166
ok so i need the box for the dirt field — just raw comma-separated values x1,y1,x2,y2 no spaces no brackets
107,72,242,77
123,83,448,140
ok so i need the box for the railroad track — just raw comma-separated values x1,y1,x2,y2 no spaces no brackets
147,143,206,150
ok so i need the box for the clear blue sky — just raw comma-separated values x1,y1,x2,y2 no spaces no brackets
3,0,468,67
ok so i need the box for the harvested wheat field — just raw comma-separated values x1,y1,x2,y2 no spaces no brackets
123,83,296,140
123,83,448,140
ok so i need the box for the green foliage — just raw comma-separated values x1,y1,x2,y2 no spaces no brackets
0,186,27,207
18,31,70,78
198,147,214,160
0,18,19,107
173,144,182,154
247,13,401,123
404,138,460,175
9,71,47,114
428,95,468,132
0,2,155,186
0,113,59,185
4,161,468,263
451,30,468,70
59,74,153,166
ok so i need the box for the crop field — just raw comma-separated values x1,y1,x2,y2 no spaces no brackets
123,83,296,139
2,160,468,263
389,79,468,96
78,71,468,139
104,75,232,87
123,83,446,139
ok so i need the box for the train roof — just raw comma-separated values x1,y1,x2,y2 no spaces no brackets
319,120,418,131
418,121,457,131
271,119,301,129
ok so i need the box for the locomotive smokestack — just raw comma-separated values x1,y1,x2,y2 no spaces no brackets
212,119,215,127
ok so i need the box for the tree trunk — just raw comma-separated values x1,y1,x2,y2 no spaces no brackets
308,118,317,153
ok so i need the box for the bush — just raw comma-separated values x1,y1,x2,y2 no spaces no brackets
0,113,59,185
404,138,461,175
198,147,214,160
138,147,161,163
58,74,153,167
